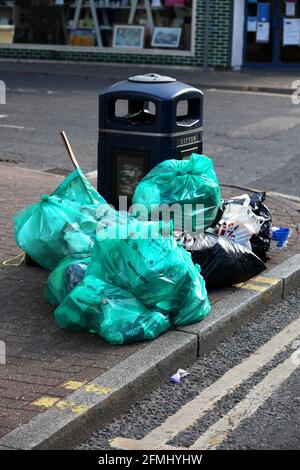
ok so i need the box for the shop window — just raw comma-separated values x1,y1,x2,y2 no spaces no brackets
0,0,194,53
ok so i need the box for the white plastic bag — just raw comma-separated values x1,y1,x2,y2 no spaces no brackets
212,195,264,250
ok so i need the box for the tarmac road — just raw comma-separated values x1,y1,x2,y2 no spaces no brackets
0,66,299,197
78,288,300,450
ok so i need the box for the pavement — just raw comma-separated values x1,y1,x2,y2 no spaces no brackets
0,162,299,448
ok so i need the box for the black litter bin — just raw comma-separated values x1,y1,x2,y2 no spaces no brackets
98,73,203,208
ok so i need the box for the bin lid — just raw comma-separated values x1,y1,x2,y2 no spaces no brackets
128,73,176,83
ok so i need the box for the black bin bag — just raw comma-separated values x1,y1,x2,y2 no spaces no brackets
249,192,272,262
189,233,266,290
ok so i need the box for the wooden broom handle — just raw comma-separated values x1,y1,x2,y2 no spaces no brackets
60,130,80,169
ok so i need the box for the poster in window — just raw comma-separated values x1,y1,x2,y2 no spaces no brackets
286,1,296,17
256,21,270,43
283,18,300,46
247,17,257,32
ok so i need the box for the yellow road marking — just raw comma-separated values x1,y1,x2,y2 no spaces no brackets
32,396,60,408
83,384,113,395
62,380,113,395
33,396,89,414
33,383,113,414
55,400,89,414
237,283,268,292
62,380,87,390
254,276,279,285
110,317,300,450
191,352,299,450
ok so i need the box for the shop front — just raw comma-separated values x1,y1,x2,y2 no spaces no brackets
0,0,195,55
0,1,233,68
244,0,300,67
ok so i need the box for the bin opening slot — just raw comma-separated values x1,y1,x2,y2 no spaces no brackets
176,98,200,127
113,99,157,125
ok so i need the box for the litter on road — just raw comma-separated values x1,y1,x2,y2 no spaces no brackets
169,369,191,384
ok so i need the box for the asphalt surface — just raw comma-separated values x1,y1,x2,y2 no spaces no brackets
78,288,300,450
0,68,300,196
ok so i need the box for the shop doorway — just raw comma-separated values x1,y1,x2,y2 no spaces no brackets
244,0,300,67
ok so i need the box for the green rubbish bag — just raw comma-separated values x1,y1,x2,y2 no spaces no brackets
51,167,104,205
13,168,128,271
44,254,91,306
88,219,210,326
132,154,221,232
14,194,97,271
54,275,170,345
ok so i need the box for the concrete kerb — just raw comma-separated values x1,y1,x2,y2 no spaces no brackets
178,276,283,356
265,254,300,297
189,84,293,96
178,255,300,353
0,255,299,450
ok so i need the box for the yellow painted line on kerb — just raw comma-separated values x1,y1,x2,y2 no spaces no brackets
111,317,300,450
62,380,113,395
234,276,279,292
62,380,87,390
235,283,268,292
32,397,60,408
32,382,114,413
32,397,89,415
254,276,279,285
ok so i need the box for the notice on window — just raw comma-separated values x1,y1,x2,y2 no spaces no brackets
247,17,257,32
256,21,270,43
286,1,296,17
283,18,300,45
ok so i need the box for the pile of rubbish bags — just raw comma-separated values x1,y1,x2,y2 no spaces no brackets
13,153,276,346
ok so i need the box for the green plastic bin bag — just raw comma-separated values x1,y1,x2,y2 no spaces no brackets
14,194,97,270
87,219,210,325
44,254,91,306
54,275,170,345
13,168,129,271
132,154,221,233
51,167,104,205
